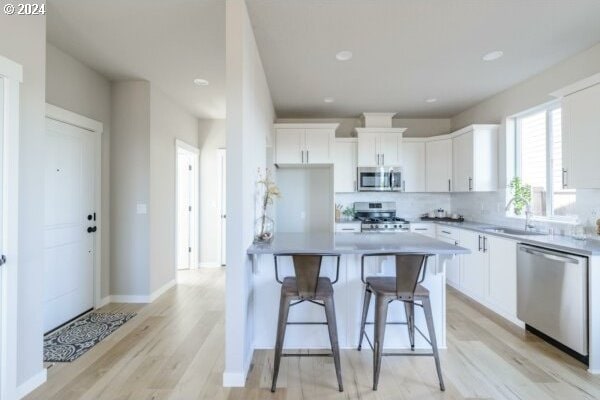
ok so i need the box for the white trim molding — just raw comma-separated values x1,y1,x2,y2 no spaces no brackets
0,54,23,400
45,104,105,310
550,72,600,98
16,369,47,399
108,279,176,304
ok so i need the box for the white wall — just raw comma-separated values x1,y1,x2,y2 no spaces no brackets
276,117,451,138
110,80,151,296
149,86,198,292
45,43,112,299
198,118,225,267
450,42,600,233
276,168,333,232
0,9,46,389
224,0,275,386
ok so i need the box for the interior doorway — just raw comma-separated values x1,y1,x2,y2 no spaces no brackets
176,141,199,270
217,149,227,266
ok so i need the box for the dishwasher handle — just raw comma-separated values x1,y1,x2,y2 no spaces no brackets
519,246,581,264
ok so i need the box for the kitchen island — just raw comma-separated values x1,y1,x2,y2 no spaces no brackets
247,232,469,350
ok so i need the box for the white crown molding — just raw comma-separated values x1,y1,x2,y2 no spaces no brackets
550,72,600,98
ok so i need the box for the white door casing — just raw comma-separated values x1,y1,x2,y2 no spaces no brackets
175,140,199,271
218,149,227,266
0,55,22,400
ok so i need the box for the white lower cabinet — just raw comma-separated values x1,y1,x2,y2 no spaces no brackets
438,236,460,287
451,228,521,326
459,230,487,300
487,236,517,318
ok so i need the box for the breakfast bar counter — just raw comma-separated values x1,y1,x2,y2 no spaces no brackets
247,232,469,350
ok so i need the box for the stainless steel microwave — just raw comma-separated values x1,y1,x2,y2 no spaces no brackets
357,167,403,192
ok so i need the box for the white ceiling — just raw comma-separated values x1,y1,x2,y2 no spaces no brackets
246,0,600,118
47,0,225,119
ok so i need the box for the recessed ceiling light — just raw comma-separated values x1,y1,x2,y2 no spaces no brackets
193,78,209,86
335,50,353,61
323,97,335,103
425,98,437,103
482,50,504,61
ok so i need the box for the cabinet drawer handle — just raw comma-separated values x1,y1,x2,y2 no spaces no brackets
441,230,451,235
415,228,428,231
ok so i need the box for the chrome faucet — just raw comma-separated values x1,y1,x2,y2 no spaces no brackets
505,199,535,231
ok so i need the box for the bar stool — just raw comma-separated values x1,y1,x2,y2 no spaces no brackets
357,253,445,391
271,253,343,393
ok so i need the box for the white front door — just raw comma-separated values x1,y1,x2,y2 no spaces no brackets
43,118,96,333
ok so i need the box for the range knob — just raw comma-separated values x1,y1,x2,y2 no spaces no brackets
384,224,388,228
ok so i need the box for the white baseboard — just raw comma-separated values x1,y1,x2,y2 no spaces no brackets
199,262,225,268
97,296,112,308
222,348,253,387
108,279,176,304
17,368,47,399
222,371,246,387
149,279,176,302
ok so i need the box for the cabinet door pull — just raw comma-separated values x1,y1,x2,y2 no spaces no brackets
448,179,451,192
562,168,568,189
382,154,385,165
306,150,309,163
301,150,304,163
478,235,482,252
483,236,488,253
415,228,428,231
468,177,473,191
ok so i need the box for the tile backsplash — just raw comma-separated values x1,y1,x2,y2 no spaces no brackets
335,192,451,220
336,189,600,237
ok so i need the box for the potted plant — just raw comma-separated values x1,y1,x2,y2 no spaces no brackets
507,177,532,216
342,205,356,221
254,168,281,243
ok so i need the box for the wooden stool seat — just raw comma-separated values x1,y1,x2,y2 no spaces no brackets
282,276,333,299
365,276,429,298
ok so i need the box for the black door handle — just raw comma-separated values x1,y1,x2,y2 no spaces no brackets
0,255,6,266
87,226,97,233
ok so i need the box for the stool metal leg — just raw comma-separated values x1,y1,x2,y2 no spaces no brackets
358,287,372,351
373,294,389,391
324,296,344,392
404,300,415,350
271,293,291,392
422,297,445,391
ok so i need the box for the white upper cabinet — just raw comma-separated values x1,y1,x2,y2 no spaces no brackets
356,128,405,167
452,125,498,192
425,137,452,192
555,79,600,189
333,139,357,193
401,139,426,192
274,123,338,166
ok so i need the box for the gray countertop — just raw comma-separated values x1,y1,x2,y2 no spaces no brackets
247,232,470,255
433,220,600,256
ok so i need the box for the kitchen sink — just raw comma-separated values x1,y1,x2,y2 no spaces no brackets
483,227,546,236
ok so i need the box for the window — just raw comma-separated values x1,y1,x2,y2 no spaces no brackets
513,103,576,218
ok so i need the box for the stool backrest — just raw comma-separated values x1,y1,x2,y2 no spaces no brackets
273,253,341,299
394,254,428,299
292,255,322,298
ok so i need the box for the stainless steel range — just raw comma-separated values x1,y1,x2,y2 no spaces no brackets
354,202,410,232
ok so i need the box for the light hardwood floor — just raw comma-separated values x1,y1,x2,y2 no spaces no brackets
27,269,600,400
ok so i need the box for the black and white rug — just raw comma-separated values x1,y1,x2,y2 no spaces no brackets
44,312,136,362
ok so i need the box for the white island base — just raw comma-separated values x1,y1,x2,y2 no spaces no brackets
251,253,452,351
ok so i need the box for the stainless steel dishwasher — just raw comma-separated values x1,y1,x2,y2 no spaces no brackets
517,244,588,363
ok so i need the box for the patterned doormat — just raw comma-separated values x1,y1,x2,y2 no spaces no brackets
44,312,136,362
